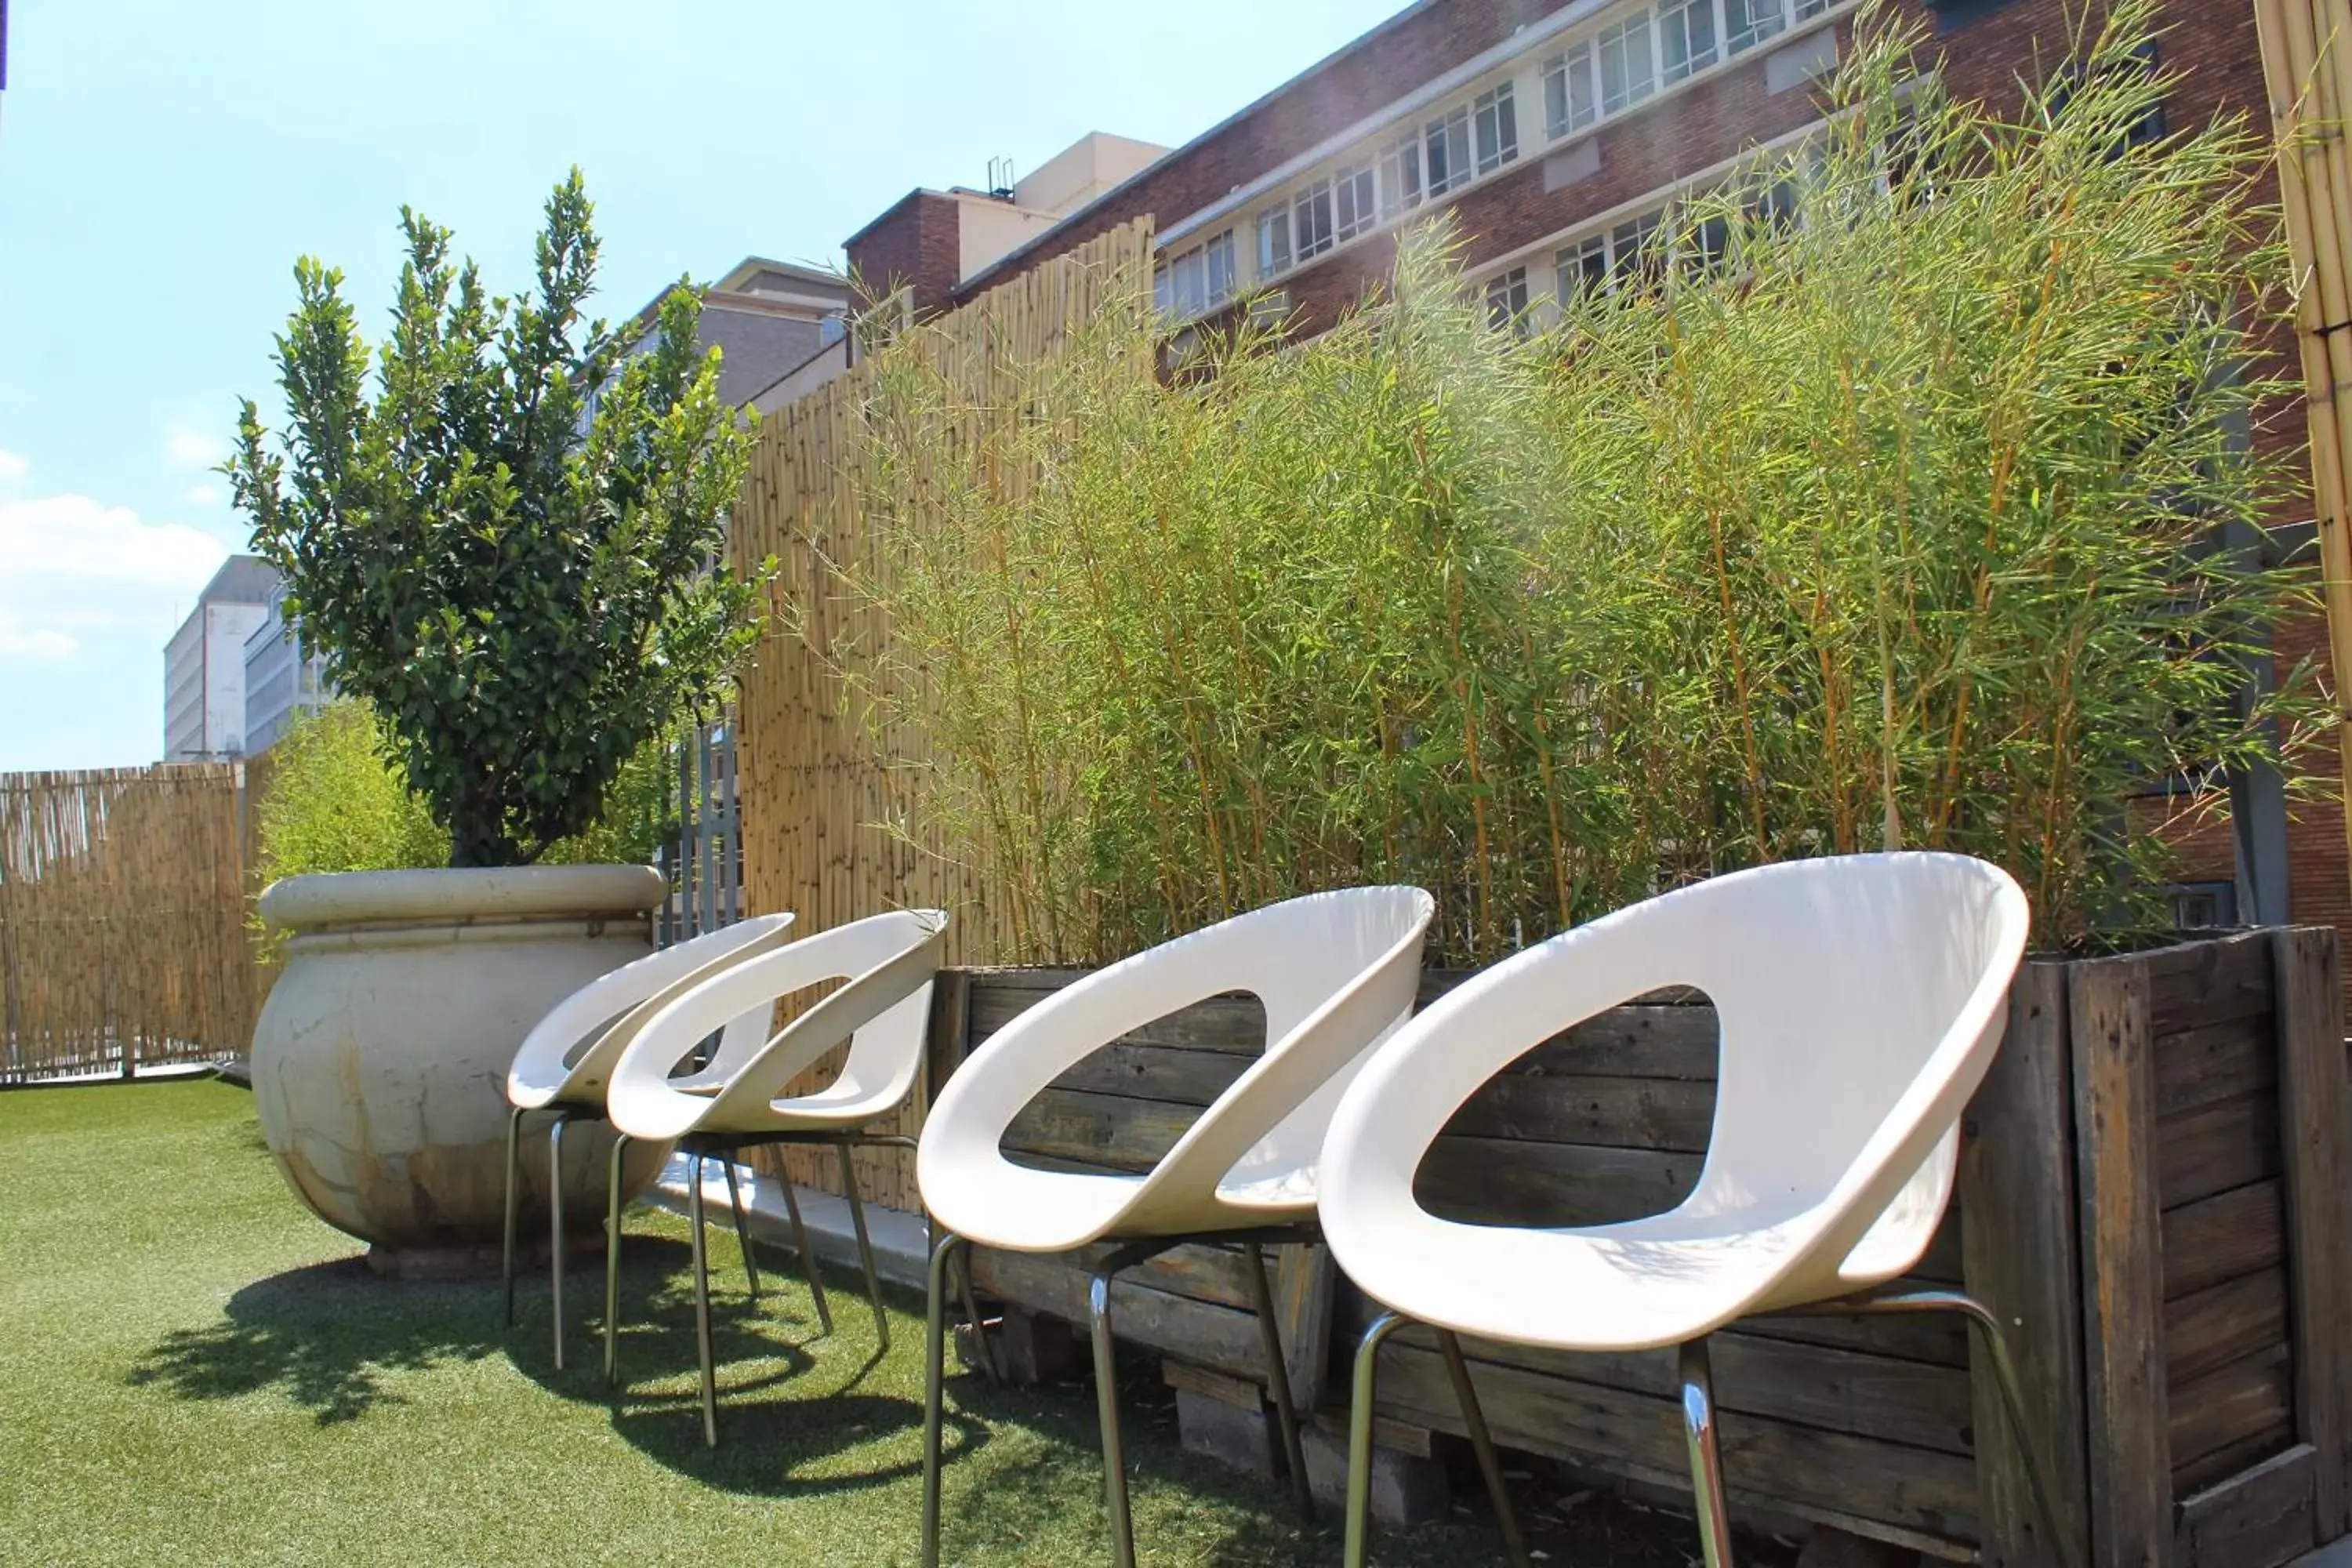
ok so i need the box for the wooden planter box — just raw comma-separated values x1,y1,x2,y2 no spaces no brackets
927,927,2352,1568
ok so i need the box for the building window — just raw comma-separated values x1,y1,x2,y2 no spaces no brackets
1658,0,1718,84
1258,208,1291,277
1726,0,1786,52
1379,136,1424,216
1485,267,1530,333
1472,82,1519,175
1544,43,1600,137
1423,103,1475,198
1293,177,1338,262
1154,228,1236,320
1557,233,1610,301
1334,162,1377,243
1598,12,1658,115
1556,207,1669,303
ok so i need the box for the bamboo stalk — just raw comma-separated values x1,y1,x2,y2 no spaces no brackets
2255,0,2352,893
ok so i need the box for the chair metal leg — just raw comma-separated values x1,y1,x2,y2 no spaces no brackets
837,1143,891,1352
1087,1240,1171,1568
689,1153,718,1448
1089,1255,1138,1568
956,1242,998,1384
1345,1311,1408,1568
501,1104,525,1329
920,1229,961,1568
722,1156,760,1305
1679,1337,1736,1568
1241,1240,1315,1524
1782,1286,2078,1568
1436,1328,1531,1568
1955,1300,2074,1568
603,1131,629,1386
776,1167,833,1336
549,1116,568,1370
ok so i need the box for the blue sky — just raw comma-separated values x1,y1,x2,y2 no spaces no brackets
0,0,1402,771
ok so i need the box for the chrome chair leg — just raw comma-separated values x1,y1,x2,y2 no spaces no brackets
549,1116,568,1370
1345,1311,1408,1568
1953,1298,2074,1568
1800,1287,2078,1568
1437,1328,1530,1568
956,1241,998,1384
1241,1240,1315,1524
776,1166,833,1336
501,1104,525,1329
1088,1240,1171,1568
722,1155,760,1305
603,1131,629,1385
689,1152,719,1448
920,1229,962,1568
838,1144,891,1351
1679,1337,1735,1568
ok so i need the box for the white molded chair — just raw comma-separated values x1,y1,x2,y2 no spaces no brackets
916,887,1475,1568
1320,853,2046,1568
605,907,948,1446
502,912,799,1366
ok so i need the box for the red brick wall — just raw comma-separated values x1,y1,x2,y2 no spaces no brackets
847,191,964,321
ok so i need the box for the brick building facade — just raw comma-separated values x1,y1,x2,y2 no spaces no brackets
844,0,2345,949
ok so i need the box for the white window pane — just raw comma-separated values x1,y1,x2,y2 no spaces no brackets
1259,210,1290,276
1569,42,1599,128
1207,231,1236,305
1475,83,1519,172
1543,56,1569,138
1728,0,1788,52
1795,0,1829,16
1557,235,1609,301
1661,0,1718,83
1154,263,1174,315
1599,16,1656,114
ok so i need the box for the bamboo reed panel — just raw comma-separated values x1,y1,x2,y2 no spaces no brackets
727,220,1156,1206
0,765,257,1081
2256,0,2352,897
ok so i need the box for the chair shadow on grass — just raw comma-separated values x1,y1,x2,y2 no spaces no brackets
125,1231,992,1497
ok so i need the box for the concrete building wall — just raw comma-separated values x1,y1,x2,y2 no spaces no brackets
162,555,277,760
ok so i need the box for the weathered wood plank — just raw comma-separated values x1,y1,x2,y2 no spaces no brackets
2171,1345,2294,1495
2166,1269,2292,1388
1440,1072,1718,1150
1414,1134,1700,1227
2158,1091,2284,1212
1046,1040,1250,1106
2173,1442,2318,1568
2162,1181,2288,1301
1002,1087,1198,1172
1271,1241,1334,1411
1369,1339,1980,1548
2154,1014,2279,1121
966,1245,1267,1381
2144,931,2276,1034
1960,962,2089,1568
1327,1289,1973,1454
2071,954,2171,1568
967,988,1267,1057
2272,926,2352,1537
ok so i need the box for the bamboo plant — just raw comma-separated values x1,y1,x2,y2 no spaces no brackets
825,0,2321,966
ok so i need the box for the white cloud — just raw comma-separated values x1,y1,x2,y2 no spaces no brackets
183,483,224,508
0,449,27,480
165,423,227,470
0,494,228,666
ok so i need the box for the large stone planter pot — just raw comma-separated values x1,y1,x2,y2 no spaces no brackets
251,864,673,1277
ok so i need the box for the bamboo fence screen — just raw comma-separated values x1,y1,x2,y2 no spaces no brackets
727,219,1156,1207
0,764,257,1082
2258,2,2352,898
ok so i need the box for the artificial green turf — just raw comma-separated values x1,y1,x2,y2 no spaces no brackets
0,1080,1547,1566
